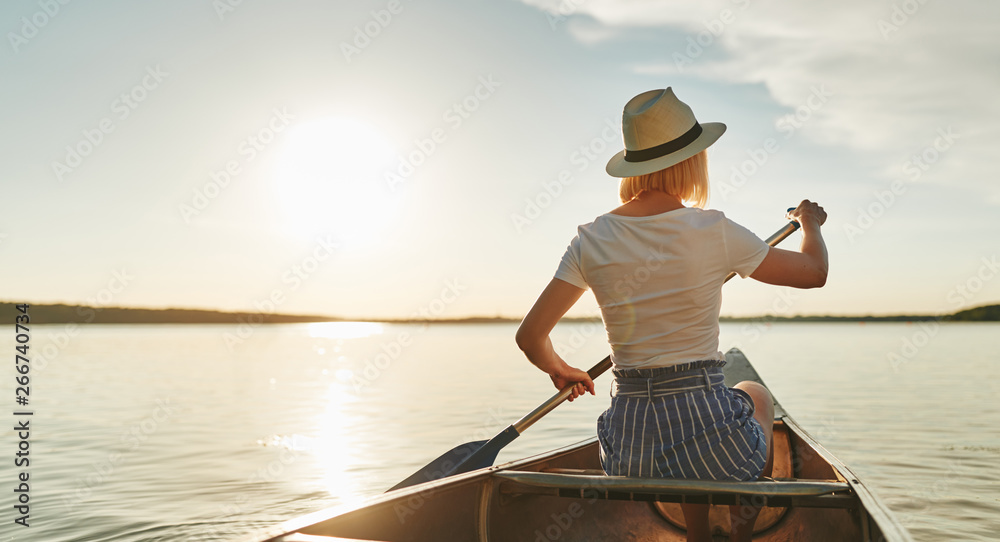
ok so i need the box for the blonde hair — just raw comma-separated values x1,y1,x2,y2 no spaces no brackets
618,150,709,208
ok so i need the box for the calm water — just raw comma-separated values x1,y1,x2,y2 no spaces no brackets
1,321,997,541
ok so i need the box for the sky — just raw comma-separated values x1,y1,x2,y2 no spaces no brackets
2,0,999,320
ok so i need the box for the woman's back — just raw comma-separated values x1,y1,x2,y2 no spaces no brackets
554,206,768,368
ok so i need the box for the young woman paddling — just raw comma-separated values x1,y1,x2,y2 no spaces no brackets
516,88,828,542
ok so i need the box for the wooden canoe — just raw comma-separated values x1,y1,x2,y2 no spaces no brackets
248,348,912,542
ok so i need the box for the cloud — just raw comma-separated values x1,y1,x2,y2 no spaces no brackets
520,0,1000,196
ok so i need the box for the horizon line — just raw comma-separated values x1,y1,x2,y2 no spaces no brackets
4,300,995,323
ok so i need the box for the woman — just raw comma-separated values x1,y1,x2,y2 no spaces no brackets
515,88,828,542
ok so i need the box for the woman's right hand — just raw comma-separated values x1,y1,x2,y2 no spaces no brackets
750,199,829,289
787,200,827,229
549,363,596,402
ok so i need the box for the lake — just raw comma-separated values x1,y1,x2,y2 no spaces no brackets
0,321,997,541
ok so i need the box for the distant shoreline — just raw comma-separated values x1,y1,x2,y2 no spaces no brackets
4,301,999,324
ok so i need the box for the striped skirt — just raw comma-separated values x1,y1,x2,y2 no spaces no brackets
596,359,767,481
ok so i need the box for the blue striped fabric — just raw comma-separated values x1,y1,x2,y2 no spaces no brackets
596,359,767,481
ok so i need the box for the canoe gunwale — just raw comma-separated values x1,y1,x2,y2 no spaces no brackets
247,467,491,542
247,437,606,542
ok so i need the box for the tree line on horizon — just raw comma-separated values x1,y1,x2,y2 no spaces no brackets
2,302,999,324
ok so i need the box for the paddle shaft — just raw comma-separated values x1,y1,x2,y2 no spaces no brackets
516,219,801,435
513,355,612,433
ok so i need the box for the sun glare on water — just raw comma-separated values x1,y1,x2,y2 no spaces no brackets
274,117,399,243
315,381,369,509
306,321,384,339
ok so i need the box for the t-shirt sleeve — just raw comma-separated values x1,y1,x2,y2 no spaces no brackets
722,217,770,278
553,234,589,290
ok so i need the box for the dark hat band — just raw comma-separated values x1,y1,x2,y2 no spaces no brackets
623,122,703,163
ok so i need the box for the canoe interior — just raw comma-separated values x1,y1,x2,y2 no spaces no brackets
253,349,910,542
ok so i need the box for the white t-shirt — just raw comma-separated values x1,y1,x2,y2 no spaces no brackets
554,207,769,369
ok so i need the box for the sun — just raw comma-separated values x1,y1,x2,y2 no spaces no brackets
273,116,398,243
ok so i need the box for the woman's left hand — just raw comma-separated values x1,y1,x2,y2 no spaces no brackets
549,364,596,402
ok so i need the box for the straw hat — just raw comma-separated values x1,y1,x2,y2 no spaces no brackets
606,87,726,178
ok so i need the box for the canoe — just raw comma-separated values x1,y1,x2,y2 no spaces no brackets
248,348,912,542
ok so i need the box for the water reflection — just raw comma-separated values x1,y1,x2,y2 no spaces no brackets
4,322,995,541
306,321,384,339
316,381,366,508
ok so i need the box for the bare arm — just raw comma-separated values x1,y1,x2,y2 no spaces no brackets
750,200,829,288
515,278,596,401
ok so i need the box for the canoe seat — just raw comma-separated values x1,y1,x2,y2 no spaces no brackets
495,470,854,509
654,417,798,533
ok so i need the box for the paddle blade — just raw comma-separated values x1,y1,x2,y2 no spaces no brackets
387,440,488,492
388,425,521,492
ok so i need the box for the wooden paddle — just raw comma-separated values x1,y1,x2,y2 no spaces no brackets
388,216,801,492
